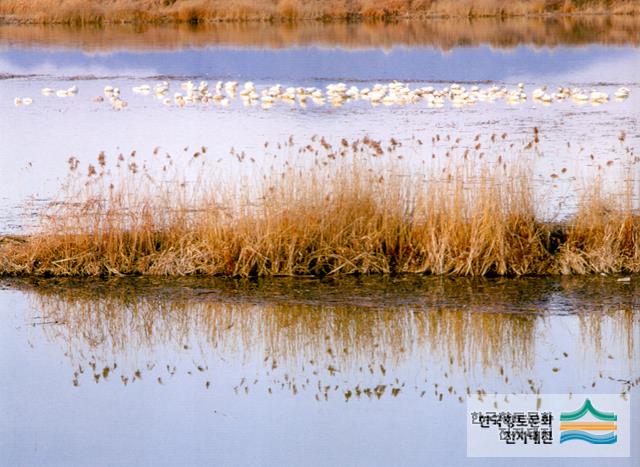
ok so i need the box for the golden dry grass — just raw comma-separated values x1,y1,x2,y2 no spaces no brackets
1,135,638,277
0,0,638,25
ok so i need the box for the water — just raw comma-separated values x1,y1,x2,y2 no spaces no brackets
1,275,639,466
1,19,639,466
1,21,639,232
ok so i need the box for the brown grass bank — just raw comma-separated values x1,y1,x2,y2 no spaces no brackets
1,1,639,25
1,135,638,277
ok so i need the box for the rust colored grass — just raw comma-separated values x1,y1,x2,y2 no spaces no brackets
1,136,638,277
0,1,638,25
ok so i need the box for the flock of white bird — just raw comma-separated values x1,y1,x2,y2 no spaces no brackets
13,84,79,106
12,80,632,109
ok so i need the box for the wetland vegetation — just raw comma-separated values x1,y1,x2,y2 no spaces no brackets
1,12,639,466
1,0,639,25
1,132,638,277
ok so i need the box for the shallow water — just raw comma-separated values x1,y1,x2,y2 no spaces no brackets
0,21,639,233
0,275,638,466
1,20,640,466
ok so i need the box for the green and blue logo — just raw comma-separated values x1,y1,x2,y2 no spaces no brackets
559,399,618,444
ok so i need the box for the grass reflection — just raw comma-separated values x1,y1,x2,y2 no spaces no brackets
9,275,638,399
1,16,639,52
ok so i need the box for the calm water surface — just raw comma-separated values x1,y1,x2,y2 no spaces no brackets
0,275,639,466
0,21,639,232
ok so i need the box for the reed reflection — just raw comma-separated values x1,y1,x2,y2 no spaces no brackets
2,16,639,52
12,276,638,400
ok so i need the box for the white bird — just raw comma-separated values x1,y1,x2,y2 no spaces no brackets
614,87,630,99
532,87,546,100
261,94,275,104
181,81,195,93
132,84,151,94
572,91,589,102
224,81,238,94
590,91,608,103
111,98,127,110
155,81,169,94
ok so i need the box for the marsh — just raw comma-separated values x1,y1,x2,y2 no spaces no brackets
0,14,639,467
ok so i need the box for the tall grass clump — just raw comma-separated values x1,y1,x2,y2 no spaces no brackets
0,136,638,277
556,176,640,274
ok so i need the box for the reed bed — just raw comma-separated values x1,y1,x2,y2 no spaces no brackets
0,135,638,277
1,0,638,25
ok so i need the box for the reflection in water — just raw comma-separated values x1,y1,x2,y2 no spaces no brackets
1,16,639,52
1,14,639,467
10,276,639,401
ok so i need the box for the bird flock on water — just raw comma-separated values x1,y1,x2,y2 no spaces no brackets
13,80,632,110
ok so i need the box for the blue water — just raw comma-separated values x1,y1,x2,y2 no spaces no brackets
0,276,638,466
2,44,638,84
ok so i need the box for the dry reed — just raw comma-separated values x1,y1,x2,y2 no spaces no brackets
1,135,638,277
0,0,638,25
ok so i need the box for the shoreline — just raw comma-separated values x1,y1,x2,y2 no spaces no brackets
2,218,638,278
3,273,637,306
1,3,639,26
3,16,640,51
2,14,639,27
